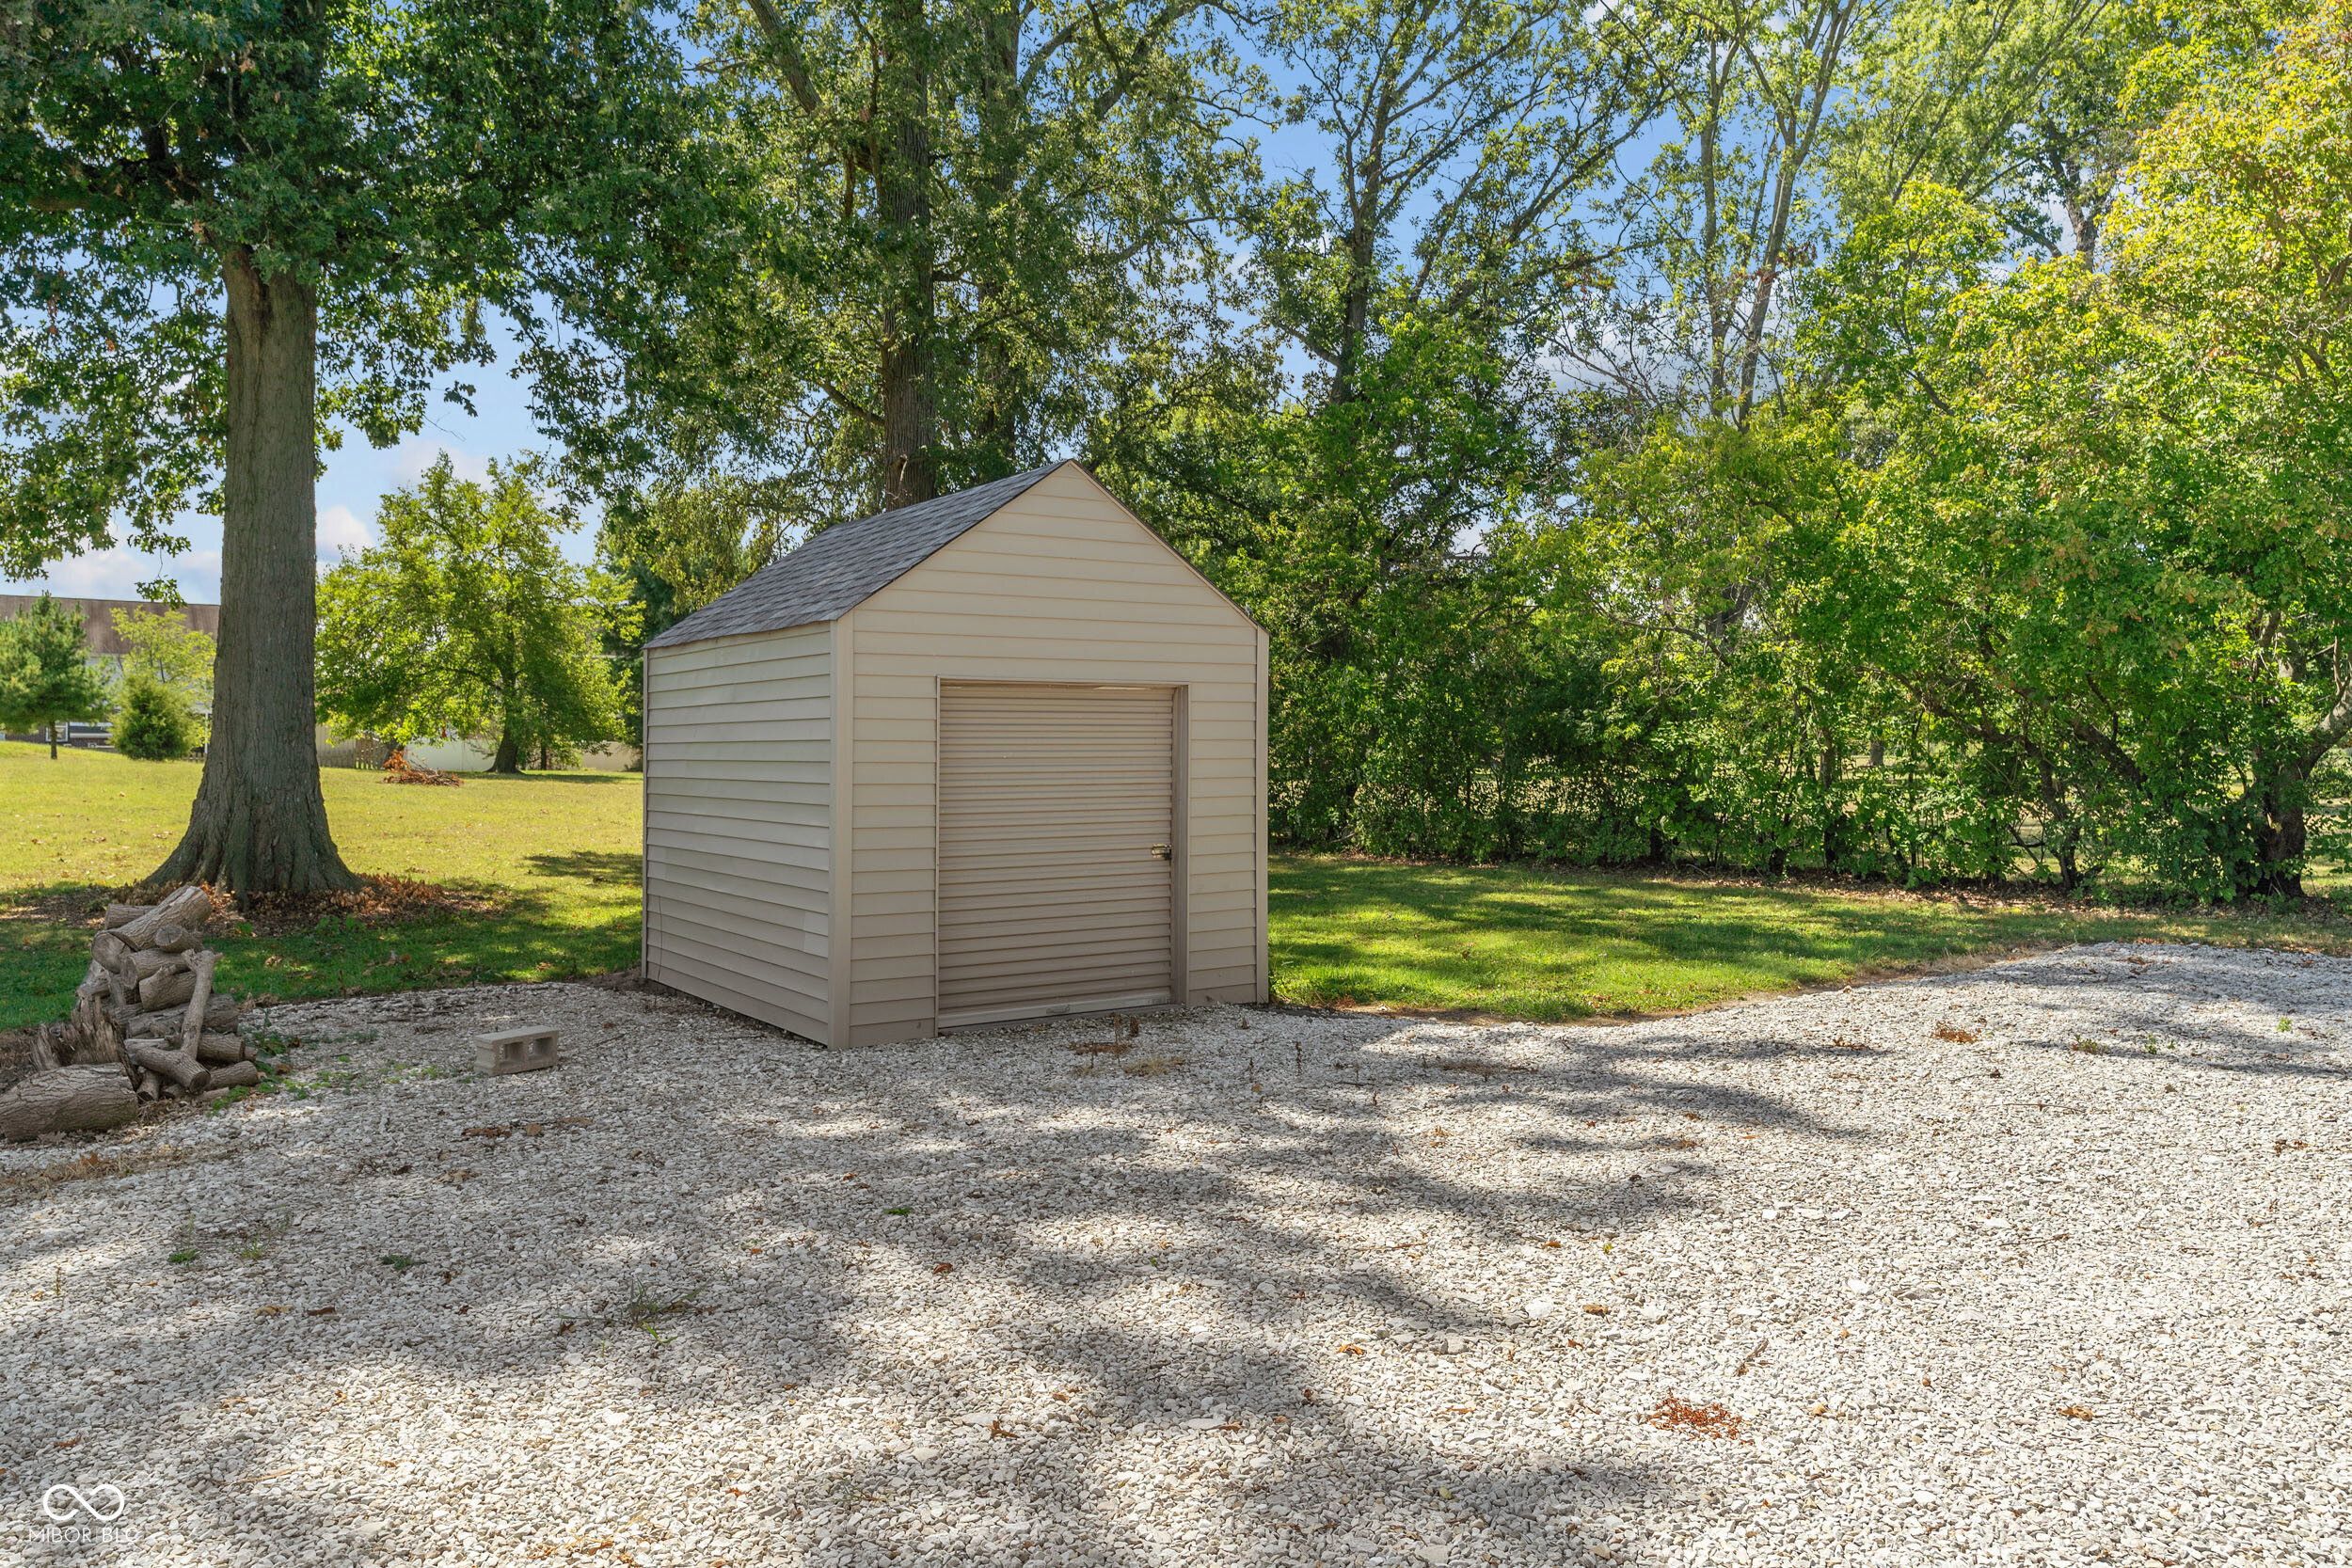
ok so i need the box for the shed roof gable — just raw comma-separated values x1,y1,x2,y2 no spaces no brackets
644,463,1064,650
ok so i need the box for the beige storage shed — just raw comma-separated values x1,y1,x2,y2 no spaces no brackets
639,461,1269,1047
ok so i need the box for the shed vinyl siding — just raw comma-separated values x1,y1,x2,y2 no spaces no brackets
642,624,833,1040
843,465,1266,1045
936,682,1176,1028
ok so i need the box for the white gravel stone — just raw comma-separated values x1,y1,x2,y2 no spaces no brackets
2,943,2348,1566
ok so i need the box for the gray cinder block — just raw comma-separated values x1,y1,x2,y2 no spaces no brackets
475,1025,561,1075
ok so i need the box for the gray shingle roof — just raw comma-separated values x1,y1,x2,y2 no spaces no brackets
644,464,1068,650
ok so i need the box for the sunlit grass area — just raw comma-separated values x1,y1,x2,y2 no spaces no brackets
1268,854,2352,1021
8,742,2344,1036
1,741,641,1030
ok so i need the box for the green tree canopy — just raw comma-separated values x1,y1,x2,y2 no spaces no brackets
109,605,215,744
317,456,635,773
599,0,1244,516
2,0,715,890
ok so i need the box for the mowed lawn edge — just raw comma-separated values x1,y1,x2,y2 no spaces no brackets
2,743,642,1031
1269,854,2352,1022
8,745,2347,1034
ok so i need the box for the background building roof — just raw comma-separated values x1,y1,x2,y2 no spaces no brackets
0,594,219,657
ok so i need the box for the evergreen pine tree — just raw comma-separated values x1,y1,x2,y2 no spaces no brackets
114,670,196,761
0,594,111,758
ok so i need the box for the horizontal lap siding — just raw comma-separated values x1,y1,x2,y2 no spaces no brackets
644,625,834,1040
845,467,1266,1046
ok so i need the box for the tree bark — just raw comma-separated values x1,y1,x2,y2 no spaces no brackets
491,728,522,774
151,250,358,896
875,0,938,510
125,1040,210,1093
125,996,242,1038
2252,764,2308,898
1818,738,1845,871
0,1067,142,1139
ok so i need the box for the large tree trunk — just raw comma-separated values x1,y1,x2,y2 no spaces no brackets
2253,763,2309,899
491,728,522,774
152,251,358,896
875,0,937,511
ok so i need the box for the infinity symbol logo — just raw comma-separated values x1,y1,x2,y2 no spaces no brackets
42,1483,126,1523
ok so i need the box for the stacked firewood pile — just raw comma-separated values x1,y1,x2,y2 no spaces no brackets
0,885,260,1138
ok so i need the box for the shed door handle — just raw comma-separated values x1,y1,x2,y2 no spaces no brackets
1150,844,1172,860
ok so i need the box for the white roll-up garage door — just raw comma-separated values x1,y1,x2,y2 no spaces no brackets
936,681,1175,1029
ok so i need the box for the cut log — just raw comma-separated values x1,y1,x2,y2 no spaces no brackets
92,930,134,974
0,1066,142,1138
103,902,152,929
115,885,211,950
151,922,200,954
126,997,242,1038
179,951,218,1058
204,1060,262,1090
124,1041,210,1093
194,1033,252,1066
139,967,199,1011
125,947,191,984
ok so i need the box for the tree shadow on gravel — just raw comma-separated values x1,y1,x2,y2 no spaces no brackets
0,980,2012,1567
1929,945,2352,1085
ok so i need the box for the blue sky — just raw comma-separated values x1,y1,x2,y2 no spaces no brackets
0,319,591,607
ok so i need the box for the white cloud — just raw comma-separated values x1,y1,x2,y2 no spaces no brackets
391,439,494,485
316,504,374,561
2,547,223,606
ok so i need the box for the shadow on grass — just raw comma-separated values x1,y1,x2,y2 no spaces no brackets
522,849,644,886
0,874,641,1032
446,769,640,786
1270,857,2352,1022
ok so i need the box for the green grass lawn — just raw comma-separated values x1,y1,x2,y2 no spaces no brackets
1269,854,2352,1021
1,741,641,1030
7,742,2346,1034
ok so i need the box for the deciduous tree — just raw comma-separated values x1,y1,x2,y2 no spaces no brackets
109,606,215,746
2,0,711,890
316,456,633,774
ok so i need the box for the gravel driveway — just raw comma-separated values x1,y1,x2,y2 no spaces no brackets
3,942,2347,1568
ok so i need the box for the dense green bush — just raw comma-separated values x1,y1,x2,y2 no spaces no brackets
113,672,195,761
